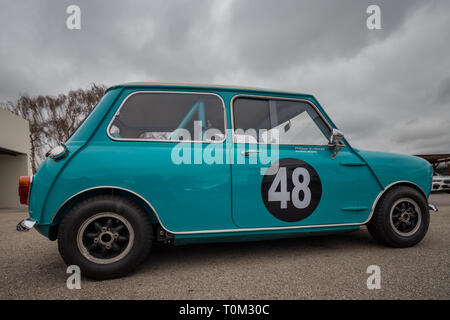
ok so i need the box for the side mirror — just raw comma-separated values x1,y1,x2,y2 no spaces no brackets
328,129,344,159
330,128,344,144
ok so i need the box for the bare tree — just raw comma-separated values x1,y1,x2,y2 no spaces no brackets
1,83,106,173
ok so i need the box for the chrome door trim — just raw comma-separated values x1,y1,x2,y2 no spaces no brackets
106,90,228,144
51,181,426,235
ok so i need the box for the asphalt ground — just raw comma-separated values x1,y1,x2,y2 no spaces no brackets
0,193,448,299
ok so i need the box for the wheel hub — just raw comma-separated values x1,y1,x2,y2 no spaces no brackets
390,198,422,237
399,211,412,225
77,212,134,264
96,230,119,249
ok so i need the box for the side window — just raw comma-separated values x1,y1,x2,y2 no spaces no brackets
233,98,271,143
233,97,330,145
109,92,225,142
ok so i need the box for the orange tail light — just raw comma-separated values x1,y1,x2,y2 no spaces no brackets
18,176,32,205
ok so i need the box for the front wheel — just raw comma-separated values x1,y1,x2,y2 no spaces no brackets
367,186,429,247
58,195,152,280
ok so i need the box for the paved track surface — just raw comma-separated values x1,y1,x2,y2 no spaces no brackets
0,193,448,299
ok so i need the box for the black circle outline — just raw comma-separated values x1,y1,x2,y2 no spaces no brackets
261,158,322,222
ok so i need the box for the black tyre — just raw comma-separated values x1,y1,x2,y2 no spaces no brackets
367,186,429,248
58,195,152,280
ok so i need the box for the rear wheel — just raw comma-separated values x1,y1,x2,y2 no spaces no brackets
367,186,429,247
58,195,152,280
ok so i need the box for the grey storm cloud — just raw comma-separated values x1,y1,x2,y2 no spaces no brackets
0,0,449,155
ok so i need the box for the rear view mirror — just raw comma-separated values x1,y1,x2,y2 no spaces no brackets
330,128,344,144
328,129,344,159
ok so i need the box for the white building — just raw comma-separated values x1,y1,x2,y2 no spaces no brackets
0,108,31,208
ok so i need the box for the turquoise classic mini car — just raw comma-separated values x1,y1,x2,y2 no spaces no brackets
17,83,437,279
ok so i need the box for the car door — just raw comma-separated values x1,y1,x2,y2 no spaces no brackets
231,95,374,228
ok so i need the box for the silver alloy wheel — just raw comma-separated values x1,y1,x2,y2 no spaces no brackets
389,198,422,237
76,212,135,264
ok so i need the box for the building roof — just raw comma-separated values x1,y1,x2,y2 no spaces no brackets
415,154,450,163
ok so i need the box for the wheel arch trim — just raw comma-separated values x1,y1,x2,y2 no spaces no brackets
364,180,428,225
50,186,165,228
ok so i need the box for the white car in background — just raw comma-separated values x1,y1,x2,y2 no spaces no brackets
432,175,450,193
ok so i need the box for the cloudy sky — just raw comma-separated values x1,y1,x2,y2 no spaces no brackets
0,0,449,155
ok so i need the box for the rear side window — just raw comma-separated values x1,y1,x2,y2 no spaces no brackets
109,92,226,142
233,97,330,145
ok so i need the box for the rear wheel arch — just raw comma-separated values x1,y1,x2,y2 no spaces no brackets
49,187,160,240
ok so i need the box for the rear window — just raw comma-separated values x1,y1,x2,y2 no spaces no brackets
109,92,226,142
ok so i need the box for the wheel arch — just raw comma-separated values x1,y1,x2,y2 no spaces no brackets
366,180,428,224
49,186,161,240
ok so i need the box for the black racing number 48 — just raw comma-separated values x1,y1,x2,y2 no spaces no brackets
261,158,322,222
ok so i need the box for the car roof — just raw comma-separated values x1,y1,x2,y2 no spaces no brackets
106,82,314,98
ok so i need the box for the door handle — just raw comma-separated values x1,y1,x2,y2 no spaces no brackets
241,150,261,156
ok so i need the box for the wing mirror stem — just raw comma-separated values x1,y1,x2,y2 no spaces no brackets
328,129,344,159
